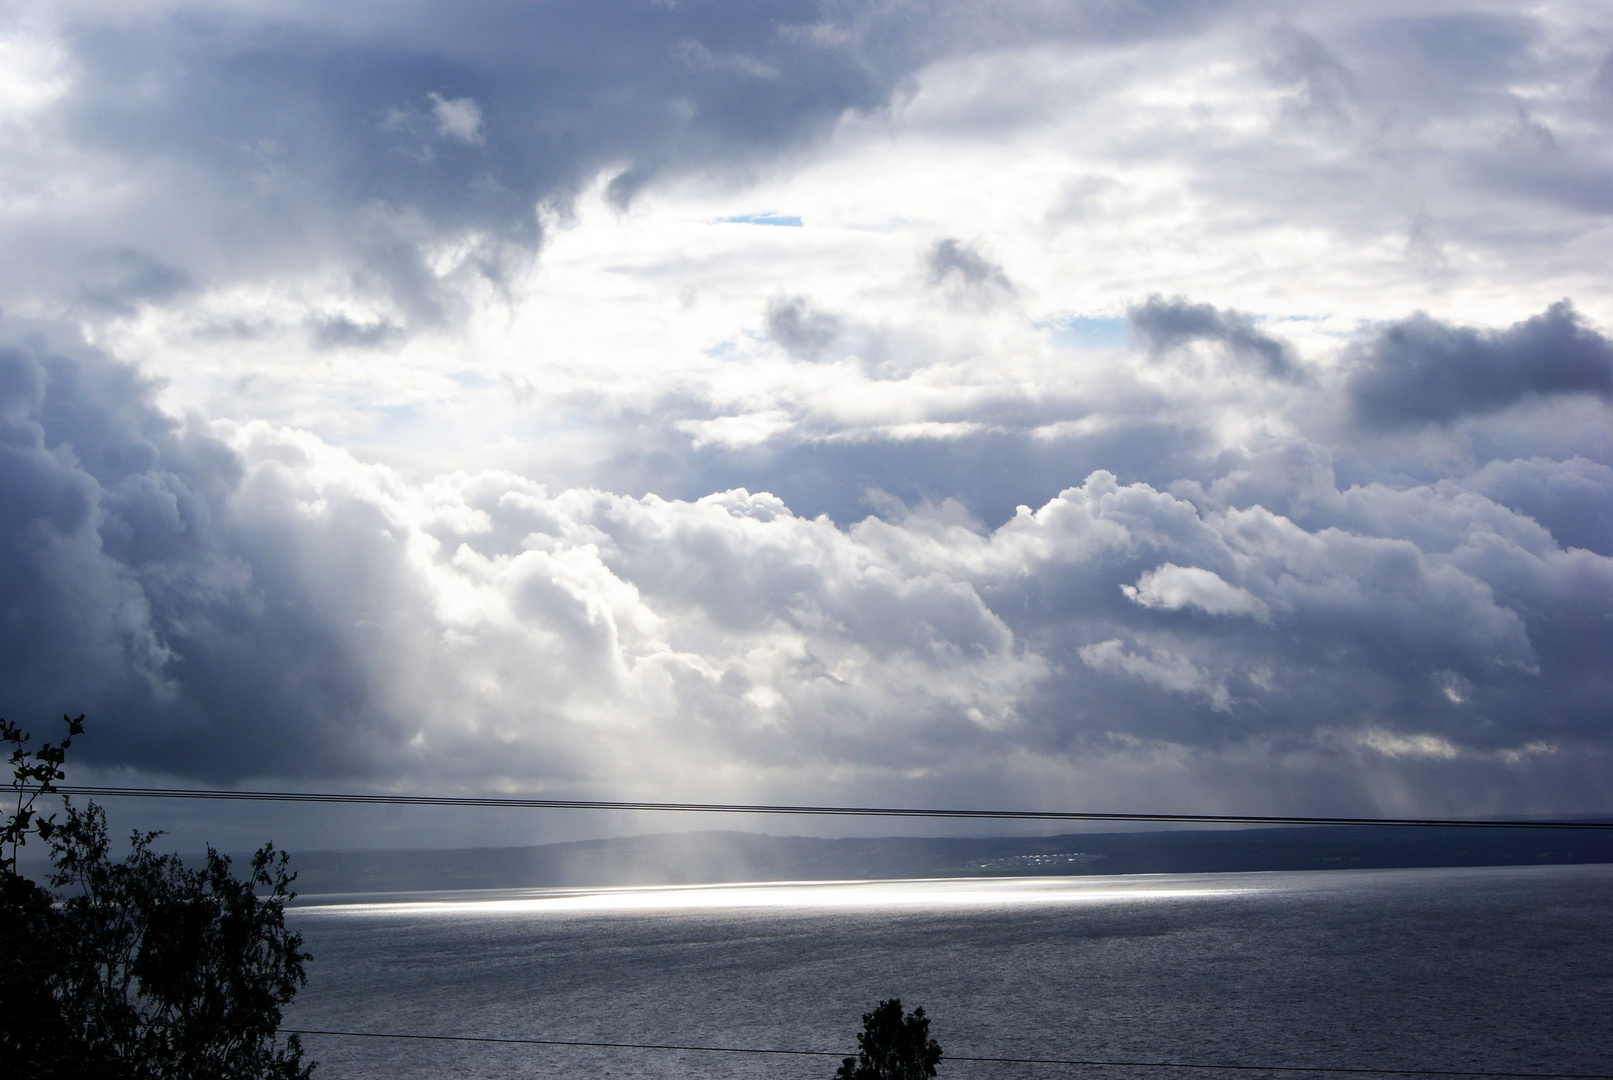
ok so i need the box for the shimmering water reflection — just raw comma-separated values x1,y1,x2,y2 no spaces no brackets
295,873,1250,915
284,864,1613,1080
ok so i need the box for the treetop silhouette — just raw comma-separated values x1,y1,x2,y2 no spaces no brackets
836,998,943,1080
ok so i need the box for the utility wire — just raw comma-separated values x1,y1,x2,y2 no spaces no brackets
51,786,1613,829
283,1028,1612,1079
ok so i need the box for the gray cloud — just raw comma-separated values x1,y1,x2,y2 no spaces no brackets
73,250,197,317
7,2,911,327
925,238,1014,298
0,325,416,781
1128,295,1304,381
765,295,842,360
1597,50,1613,105
597,409,1207,530
1140,7,1613,284
1462,456,1613,557
0,320,1607,817
1348,301,1613,428
310,315,407,351
1263,26,1360,132
7,1,1231,331
4,3,1613,821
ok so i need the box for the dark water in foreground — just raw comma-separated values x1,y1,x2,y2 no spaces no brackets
284,864,1613,1079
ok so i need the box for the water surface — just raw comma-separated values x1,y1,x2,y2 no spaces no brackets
285,864,1613,1078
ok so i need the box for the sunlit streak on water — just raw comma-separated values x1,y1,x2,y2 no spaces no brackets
295,874,1257,916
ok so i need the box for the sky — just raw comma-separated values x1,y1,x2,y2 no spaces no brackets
3,0,1612,849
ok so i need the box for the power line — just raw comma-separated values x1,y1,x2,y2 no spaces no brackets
52,786,1613,830
283,1028,1613,1079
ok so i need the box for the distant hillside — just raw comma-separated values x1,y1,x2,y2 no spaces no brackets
286,823,1613,898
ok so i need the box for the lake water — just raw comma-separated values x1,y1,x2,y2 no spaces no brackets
283,864,1613,1079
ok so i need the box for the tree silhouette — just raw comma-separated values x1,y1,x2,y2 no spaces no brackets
2,715,82,1071
2,713,81,870
1,716,314,1079
835,999,942,1080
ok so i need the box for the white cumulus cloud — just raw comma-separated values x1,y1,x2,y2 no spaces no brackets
1122,564,1270,620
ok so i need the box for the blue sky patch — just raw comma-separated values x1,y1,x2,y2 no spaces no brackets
719,213,803,227
1045,315,1128,349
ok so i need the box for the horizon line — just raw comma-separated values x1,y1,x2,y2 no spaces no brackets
50,787,1613,830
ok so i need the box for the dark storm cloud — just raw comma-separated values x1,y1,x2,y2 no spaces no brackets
1128,295,1304,381
0,324,413,781
1348,301,1613,428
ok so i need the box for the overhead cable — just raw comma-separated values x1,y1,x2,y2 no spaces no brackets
283,1028,1613,1079
52,786,1613,830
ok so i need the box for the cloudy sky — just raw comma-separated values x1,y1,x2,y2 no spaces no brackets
4,0,1612,847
